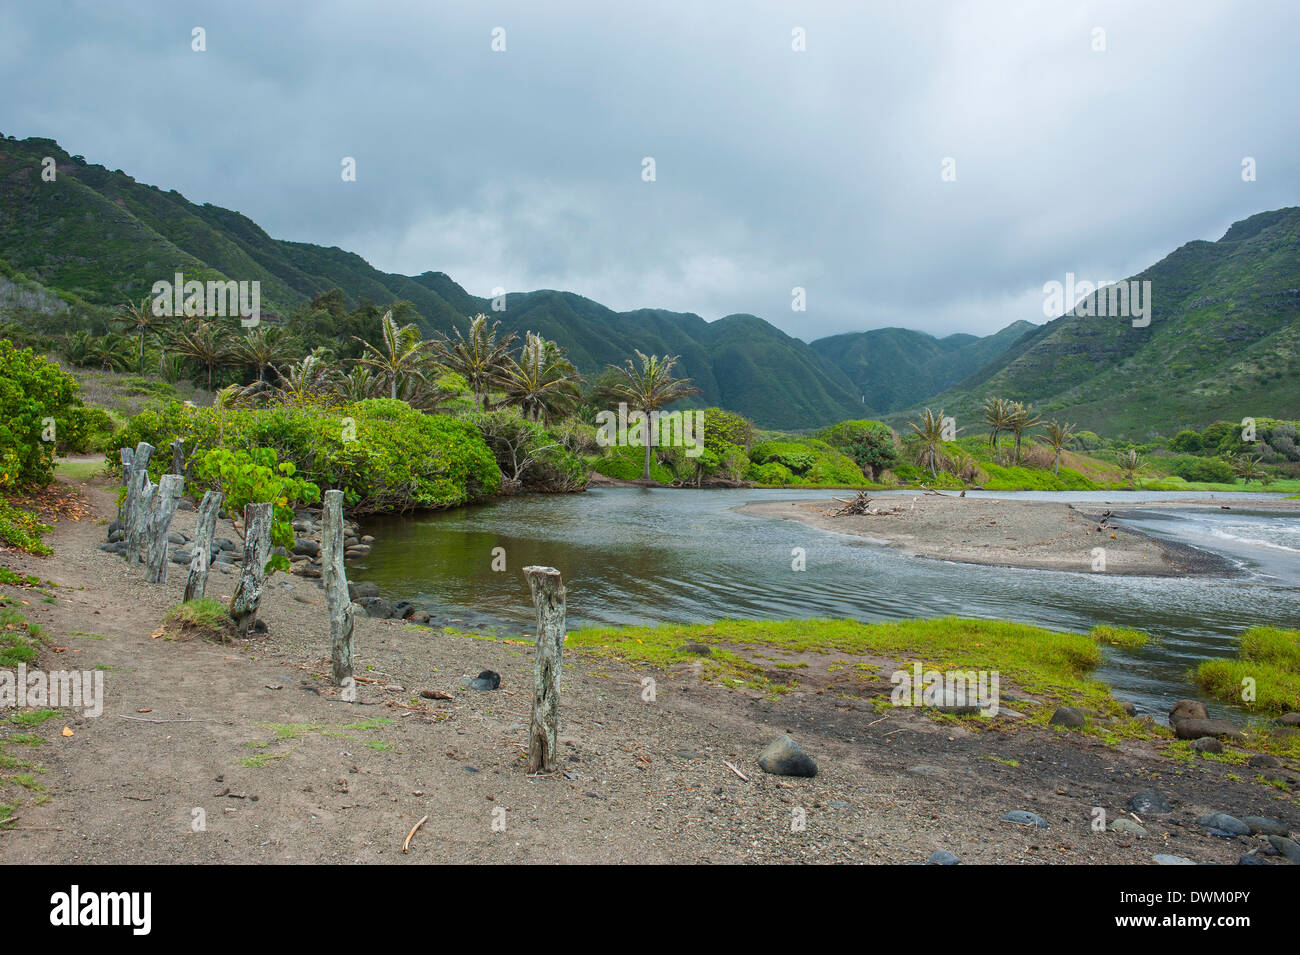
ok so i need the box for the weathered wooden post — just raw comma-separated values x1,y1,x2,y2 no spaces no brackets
169,438,185,477
523,565,566,774
184,490,223,602
144,474,184,583
129,478,157,564
117,447,134,523
229,502,273,636
322,489,355,686
123,441,154,558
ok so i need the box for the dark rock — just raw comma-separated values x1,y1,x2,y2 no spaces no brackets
468,669,500,691
1174,718,1243,741
1169,699,1208,724
98,542,126,554
176,499,196,511
678,642,712,656
348,582,380,600
1238,852,1271,865
926,850,960,865
1119,701,1137,716
1191,736,1223,754
757,734,818,778
167,531,187,545
389,601,415,620
1197,813,1250,836
1128,791,1171,814
1268,835,1300,863
107,519,124,536
215,538,235,552
292,539,320,558
1002,810,1049,829
357,597,393,618
410,611,431,624
1278,712,1300,727
170,550,191,565
1248,754,1281,768
107,529,125,543
1049,706,1087,728
1241,816,1289,836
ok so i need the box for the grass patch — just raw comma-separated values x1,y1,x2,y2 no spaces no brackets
568,616,1118,711
1194,626,1300,717
1090,625,1151,649
53,458,104,482
160,598,236,642
0,607,42,667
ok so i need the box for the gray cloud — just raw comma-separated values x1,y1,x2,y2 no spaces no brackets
2,0,1295,340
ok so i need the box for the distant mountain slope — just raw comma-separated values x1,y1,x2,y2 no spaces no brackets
888,207,1300,438
810,321,1035,414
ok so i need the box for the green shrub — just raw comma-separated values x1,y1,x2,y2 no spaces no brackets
748,461,795,485
469,409,587,493
0,496,52,555
1170,456,1235,484
0,340,84,489
591,442,675,483
749,440,816,474
817,420,899,479
115,399,501,513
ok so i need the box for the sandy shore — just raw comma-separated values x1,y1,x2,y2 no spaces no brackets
0,477,1296,865
740,496,1242,576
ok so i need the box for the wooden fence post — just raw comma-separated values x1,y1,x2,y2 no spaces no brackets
322,489,355,686
117,447,134,523
229,502,273,636
129,478,157,564
144,474,184,583
184,490,223,602
170,438,185,477
523,565,566,774
123,441,154,558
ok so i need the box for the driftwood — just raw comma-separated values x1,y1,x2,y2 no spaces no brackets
169,438,185,477
523,566,566,774
829,491,872,516
129,480,157,563
322,489,355,686
144,474,184,583
229,502,273,636
184,490,223,601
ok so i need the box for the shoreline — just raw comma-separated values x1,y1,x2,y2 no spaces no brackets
738,496,1248,577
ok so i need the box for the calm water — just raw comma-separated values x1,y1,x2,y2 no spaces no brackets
355,488,1300,716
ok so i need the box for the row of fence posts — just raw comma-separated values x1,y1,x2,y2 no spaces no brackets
115,443,569,775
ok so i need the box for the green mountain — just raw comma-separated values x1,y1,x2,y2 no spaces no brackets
0,134,874,429
890,207,1300,438
810,322,1035,415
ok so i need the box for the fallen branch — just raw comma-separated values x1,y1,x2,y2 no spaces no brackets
118,715,226,724
402,815,429,854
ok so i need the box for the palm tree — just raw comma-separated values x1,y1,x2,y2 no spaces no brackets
909,408,952,479
1116,449,1146,488
602,351,702,481
113,295,167,376
353,310,438,400
274,350,337,407
982,396,1012,461
432,314,518,408
334,366,384,403
234,326,296,383
84,333,136,372
1006,401,1042,465
497,332,585,422
1231,452,1266,485
1043,420,1077,475
169,319,234,390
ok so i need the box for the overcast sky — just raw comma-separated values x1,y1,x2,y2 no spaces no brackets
2,1,1296,341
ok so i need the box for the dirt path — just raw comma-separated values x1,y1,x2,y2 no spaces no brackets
0,476,1296,864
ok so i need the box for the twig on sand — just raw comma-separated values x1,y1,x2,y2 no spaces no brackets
866,715,889,728
118,715,225,724
402,815,429,854
722,759,750,782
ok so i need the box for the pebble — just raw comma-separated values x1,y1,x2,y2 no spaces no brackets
926,850,960,865
1128,791,1171,814
1109,818,1148,837
1196,813,1250,837
1154,854,1195,865
1001,810,1049,829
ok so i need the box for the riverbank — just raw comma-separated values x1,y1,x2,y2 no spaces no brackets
739,496,1254,576
0,474,1297,864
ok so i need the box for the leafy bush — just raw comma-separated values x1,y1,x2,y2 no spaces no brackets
0,340,83,489
749,440,816,475
114,399,501,513
747,461,795,485
194,447,320,574
1168,429,1203,453
0,495,52,555
469,409,587,493
700,408,755,451
1170,456,1235,484
591,442,675,483
817,420,898,479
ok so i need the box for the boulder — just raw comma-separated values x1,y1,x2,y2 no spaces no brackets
468,669,500,691
1191,736,1223,754
1049,706,1087,728
1267,835,1300,863
348,582,380,600
1174,718,1243,741
1109,818,1148,837
926,850,960,865
292,539,320,558
389,601,415,620
1169,699,1208,724
1197,813,1250,837
1241,816,1289,836
1278,712,1300,727
1128,791,1171,814
1001,810,1049,829
357,597,393,618
756,734,818,778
